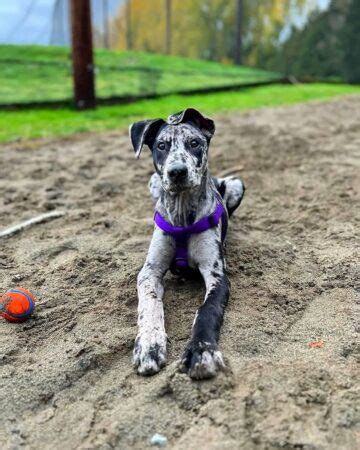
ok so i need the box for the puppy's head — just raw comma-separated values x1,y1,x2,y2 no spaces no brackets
130,108,215,193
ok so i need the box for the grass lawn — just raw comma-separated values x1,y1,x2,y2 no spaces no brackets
0,83,359,143
0,45,280,104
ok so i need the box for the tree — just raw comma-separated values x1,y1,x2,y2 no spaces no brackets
273,0,352,80
112,0,311,66
341,0,360,83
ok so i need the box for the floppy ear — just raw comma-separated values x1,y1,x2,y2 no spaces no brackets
129,119,165,158
167,108,215,141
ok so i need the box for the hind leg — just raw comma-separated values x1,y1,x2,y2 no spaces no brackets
213,176,245,217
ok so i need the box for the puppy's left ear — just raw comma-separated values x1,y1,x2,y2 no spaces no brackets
129,118,165,158
168,108,215,141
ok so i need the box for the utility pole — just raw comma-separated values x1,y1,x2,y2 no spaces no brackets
165,0,172,54
234,0,243,65
126,0,132,50
70,0,96,109
103,0,109,49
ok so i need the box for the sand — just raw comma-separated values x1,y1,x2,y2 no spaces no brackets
0,96,359,450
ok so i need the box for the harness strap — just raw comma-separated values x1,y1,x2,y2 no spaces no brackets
154,199,228,274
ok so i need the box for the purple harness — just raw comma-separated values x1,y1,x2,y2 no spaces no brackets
154,198,228,275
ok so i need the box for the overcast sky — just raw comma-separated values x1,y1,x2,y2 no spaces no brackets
0,0,123,45
0,0,331,46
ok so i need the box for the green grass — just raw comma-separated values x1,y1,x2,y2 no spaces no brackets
0,83,359,143
0,45,280,104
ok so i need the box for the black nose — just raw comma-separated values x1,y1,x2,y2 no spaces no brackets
168,164,188,182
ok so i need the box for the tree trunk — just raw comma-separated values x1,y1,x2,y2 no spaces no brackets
126,0,133,50
235,0,243,65
103,0,109,48
165,0,172,54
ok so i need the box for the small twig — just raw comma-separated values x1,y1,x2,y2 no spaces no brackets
216,164,244,178
126,216,153,225
0,211,66,238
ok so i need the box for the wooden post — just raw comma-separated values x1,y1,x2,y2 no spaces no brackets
165,0,172,54
70,0,96,109
234,0,243,65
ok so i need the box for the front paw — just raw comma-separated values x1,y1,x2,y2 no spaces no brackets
180,341,225,379
133,331,167,376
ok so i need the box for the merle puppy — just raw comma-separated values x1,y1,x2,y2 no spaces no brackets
129,108,245,379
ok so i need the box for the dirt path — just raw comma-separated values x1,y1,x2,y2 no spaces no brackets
0,96,359,450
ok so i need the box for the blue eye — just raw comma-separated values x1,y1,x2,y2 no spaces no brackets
190,139,199,148
158,141,166,150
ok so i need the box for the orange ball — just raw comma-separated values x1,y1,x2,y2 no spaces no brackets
0,287,36,323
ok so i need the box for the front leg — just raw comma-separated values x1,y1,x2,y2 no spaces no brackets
133,228,174,375
181,231,229,379
148,173,162,205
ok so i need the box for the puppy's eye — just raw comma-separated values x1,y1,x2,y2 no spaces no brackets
157,141,166,150
190,139,199,148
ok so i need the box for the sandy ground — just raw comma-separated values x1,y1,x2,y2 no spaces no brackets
0,96,359,450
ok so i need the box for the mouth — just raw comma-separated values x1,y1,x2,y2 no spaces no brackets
168,182,190,193
164,177,192,193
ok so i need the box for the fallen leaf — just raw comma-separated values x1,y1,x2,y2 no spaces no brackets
308,340,324,348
